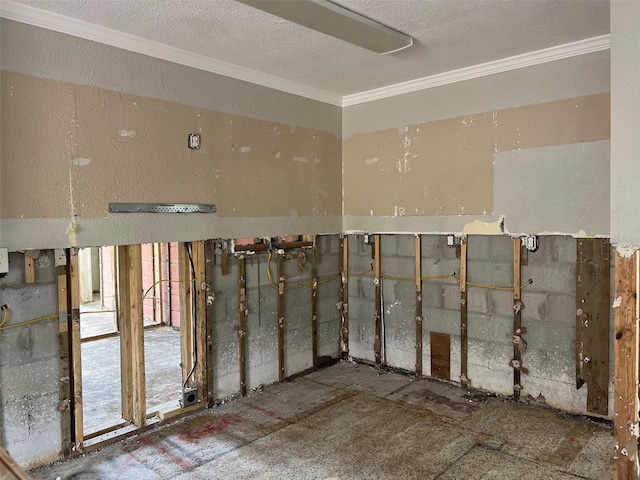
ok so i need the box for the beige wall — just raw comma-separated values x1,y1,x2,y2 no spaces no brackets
343,52,611,236
0,20,342,249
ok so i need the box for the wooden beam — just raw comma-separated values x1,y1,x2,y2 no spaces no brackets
339,236,349,359
0,447,33,480
374,235,382,365
576,238,611,415
179,243,194,387
277,253,285,381
238,255,247,396
193,241,208,403
459,235,469,386
204,240,216,407
117,246,133,423
415,234,423,377
613,249,639,479
68,249,83,445
513,238,522,400
57,264,72,457
127,245,146,427
311,267,318,369
24,253,35,283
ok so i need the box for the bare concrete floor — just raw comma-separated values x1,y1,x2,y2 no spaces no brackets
31,362,612,480
80,308,182,434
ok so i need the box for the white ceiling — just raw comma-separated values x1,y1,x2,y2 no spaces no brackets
2,0,610,105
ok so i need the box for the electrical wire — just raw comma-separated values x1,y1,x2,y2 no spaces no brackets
452,273,533,291
183,242,198,390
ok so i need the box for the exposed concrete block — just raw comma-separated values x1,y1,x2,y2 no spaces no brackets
488,290,514,317
381,256,415,278
467,261,512,289
385,345,415,372
380,234,398,256
348,253,373,276
467,235,491,260
442,283,460,311
466,287,488,314
468,362,512,395
520,291,547,322
489,235,514,262
392,280,416,305
522,375,589,415
468,313,513,345
423,282,443,308
522,263,576,294
546,294,574,324
421,235,444,259
395,234,416,257
359,276,376,300
423,307,459,336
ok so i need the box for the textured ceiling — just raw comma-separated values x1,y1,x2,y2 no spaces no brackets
8,0,610,97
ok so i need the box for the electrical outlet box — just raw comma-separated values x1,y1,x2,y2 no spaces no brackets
180,387,199,408
0,248,8,273
54,249,67,267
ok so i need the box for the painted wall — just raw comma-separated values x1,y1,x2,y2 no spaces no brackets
0,19,342,251
610,1,640,246
343,51,611,236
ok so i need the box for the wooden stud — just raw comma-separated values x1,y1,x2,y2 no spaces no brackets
374,235,382,366
339,236,349,359
57,263,72,457
127,245,146,426
459,235,469,386
68,249,83,445
613,249,639,480
116,246,133,423
415,234,423,376
153,243,162,324
24,252,35,283
277,253,285,381
204,240,216,407
193,241,208,403
0,447,33,480
221,249,229,276
513,238,522,400
311,267,318,369
179,243,194,387
576,238,611,415
238,256,247,396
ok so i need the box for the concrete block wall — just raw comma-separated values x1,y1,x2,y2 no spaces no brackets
0,251,62,468
211,235,340,398
349,234,610,416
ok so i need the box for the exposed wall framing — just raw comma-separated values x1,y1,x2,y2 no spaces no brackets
237,255,248,396
415,234,423,376
339,236,349,359
374,235,382,365
69,250,83,445
459,235,469,386
277,253,286,381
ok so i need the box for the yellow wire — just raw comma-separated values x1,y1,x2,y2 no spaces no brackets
452,273,533,291
0,312,59,331
0,305,8,328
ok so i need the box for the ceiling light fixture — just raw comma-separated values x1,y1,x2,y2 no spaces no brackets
237,0,413,54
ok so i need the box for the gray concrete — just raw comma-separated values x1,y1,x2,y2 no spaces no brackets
30,362,613,480
0,251,62,469
494,141,610,236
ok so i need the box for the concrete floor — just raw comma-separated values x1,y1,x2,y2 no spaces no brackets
80,302,182,434
31,362,612,480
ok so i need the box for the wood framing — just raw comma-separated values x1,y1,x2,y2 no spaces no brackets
513,238,522,400
192,241,208,402
339,236,349,359
311,267,318,369
374,235,382,366
277,253,285,381
415,234,423,376
576,238,610,415
459,235,469,386
57,264,72,456
116,246,133,423
613,249,639,479
179,243,195,387
68,249,83,445
0,447,32,480
118,245,146,427
238,255,247,396
204,240,216,406
24,252,35,284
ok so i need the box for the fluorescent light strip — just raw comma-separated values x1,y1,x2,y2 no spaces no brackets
237,0,413,54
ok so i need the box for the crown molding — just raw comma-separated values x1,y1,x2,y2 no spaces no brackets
341,34,611,107
1,1,609,109
0,0,344,106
